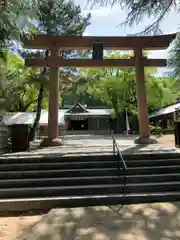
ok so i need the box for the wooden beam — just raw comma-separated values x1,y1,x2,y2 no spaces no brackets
144,59,167,67
23,33,176,50
25,58,167,68
25,58,135,67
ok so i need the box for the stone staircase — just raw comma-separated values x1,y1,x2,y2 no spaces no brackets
0,152,180,212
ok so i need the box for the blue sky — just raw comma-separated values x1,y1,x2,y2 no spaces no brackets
76,0,180,75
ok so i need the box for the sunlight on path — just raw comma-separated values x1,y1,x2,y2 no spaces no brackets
18,202,180,240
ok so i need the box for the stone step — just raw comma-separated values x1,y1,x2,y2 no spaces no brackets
0,168,119,179
1,181,180,198
126,159,180,167
0,161,118,171
0,173,180,188
1,191,180,212
126,165,180,175
0,159,180,171
0,151,180,212
0,165,180,179
0,154,114,164
0,152,180,164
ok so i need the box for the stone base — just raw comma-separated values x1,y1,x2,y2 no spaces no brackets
40,138,64,148
134,136,158,145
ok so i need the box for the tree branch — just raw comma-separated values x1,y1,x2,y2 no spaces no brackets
23,99,38,112
136,0,174,35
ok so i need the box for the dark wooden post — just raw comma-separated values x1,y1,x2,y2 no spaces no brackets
92,42,104,60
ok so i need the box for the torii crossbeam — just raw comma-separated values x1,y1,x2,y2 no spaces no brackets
23,33,176,145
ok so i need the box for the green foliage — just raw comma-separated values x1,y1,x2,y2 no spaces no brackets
0,52,49,112
26,0,91,113
27,0,91,139
0,0,179,124
65,51,180,115
1,50,179,115
150,124,162,137
88,0,179,92
35,0,91,90
169,33,180,79
87,74,132,113
147,76,176,111
0,0,39,41
0,0,39,61
38,0,91,36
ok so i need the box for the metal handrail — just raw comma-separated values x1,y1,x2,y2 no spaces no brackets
111,132,127,196
112,133,127,170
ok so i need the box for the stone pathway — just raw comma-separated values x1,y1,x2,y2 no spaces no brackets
2,134,180,158
18,202,180,240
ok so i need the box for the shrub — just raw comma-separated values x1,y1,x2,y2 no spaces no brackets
150,124,162,137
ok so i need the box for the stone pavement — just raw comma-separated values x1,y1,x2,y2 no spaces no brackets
18,202,180,240
2,134,180,158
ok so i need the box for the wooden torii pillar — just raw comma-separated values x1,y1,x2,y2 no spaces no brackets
134,48,151,143
48,47,59,140
24,34,176,145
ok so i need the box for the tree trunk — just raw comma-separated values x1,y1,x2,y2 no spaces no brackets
29,83,44,141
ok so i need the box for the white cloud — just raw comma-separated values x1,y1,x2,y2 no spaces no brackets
83,31,91,36
149,50,167,59
83,6,121,17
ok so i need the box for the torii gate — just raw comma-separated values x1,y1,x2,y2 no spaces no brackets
24,33,176,145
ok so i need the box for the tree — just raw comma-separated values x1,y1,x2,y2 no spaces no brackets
27,0,91,140
39,0,90,36
88,0,180,92
61,76,89,105
169,33,180,79
0,52,49,112
85,68,136,114
147,76,176,112
88,0,178,35
0,0,39,60
78,52,177,112
0,52,33,112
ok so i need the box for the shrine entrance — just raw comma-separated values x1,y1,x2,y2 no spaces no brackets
68,119,88,131
24,34,176,146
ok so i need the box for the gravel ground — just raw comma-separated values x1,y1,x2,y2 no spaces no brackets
0,214,43,240
157,134,175,147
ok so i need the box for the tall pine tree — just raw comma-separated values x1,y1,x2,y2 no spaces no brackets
29,0,91,140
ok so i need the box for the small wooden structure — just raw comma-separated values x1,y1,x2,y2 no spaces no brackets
149,102,180,132
23,34,176,144
64,103,113,133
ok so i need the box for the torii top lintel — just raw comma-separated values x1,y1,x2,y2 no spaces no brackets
23,33,176,50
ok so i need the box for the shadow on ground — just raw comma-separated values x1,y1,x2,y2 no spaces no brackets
121,143,179,155
18,202,180,240
121,144,148,155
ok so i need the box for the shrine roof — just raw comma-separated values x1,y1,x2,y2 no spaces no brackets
64,108,113,116
149,102,180,118
3,108,113,126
